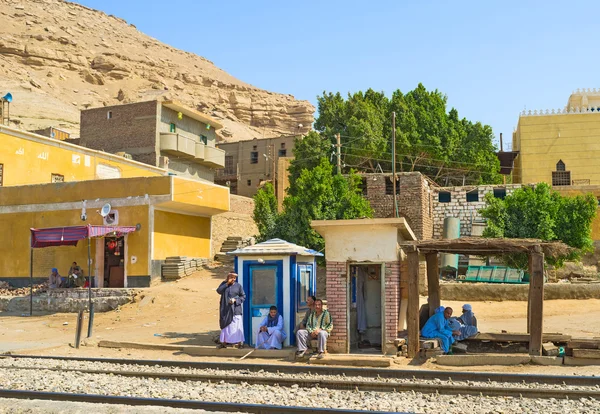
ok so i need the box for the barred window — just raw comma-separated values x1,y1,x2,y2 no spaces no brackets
552,171,571,186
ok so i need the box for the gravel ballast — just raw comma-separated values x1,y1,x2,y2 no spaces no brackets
0,360,598,412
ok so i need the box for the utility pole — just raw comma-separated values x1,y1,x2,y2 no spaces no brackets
270,143,276,193
392,112,398,218
336,133,341,175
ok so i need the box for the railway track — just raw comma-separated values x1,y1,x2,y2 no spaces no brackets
0,389,385,414
1,354,599,401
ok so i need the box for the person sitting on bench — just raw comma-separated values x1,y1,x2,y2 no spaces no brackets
296,299,333,359
449,304,478,341
255,305,286,350
421,306,460,354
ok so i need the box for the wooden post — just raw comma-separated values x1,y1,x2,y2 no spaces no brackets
528,247,544,356
426,253,440,317
407,247,420,358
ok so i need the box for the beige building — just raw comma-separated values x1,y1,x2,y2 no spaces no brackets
513,89,600,186
215,135,298,197
80,100,225,183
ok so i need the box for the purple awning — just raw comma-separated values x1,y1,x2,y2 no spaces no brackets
30,225,137,248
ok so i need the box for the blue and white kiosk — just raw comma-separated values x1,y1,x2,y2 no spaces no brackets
228,238,322,347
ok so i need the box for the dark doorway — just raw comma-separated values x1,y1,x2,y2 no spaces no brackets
104,236,125,287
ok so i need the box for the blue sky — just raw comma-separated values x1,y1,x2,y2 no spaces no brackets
77,0,599,150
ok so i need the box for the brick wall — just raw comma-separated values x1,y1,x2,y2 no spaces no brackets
361,172,433,240
384,262,401,346
325,261,347,353
432,184,523,238
80,101,159,166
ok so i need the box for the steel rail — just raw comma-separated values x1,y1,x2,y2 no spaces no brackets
1,365,599,400
0,389,391,413
4,354,599,387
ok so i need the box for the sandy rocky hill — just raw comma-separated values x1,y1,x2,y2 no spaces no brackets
0,0,315,141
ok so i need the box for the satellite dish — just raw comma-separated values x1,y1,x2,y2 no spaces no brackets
1,93,12,103
100,203,112,217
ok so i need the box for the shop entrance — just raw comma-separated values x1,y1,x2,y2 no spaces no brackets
349,263,384,354
103,236,125,287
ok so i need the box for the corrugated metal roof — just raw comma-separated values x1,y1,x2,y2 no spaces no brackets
227,238,323,256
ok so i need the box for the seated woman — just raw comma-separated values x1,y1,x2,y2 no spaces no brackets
449,304,479,341
421,306,460,354
255,306,286,350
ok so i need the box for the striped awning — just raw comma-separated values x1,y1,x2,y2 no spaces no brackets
30,225,137,248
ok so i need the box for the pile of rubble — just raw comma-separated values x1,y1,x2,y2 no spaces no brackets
0,281,49,296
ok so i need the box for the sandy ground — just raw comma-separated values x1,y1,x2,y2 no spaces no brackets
2,265,600,375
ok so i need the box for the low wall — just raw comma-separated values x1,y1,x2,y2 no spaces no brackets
440,283,600,301
0,288,136,313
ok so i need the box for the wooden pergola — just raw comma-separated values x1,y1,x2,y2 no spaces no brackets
404,237,572,358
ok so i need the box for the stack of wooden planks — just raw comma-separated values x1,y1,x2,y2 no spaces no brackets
565,338,600,364
161,257,207,280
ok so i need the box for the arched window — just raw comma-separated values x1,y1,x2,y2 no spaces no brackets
556,160,566,172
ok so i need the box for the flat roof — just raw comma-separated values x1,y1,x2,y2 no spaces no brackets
311,218,416,241
162,100,223,130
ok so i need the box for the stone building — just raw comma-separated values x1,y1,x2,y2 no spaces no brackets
80,100,225,183
359,172,434,240
432,184,523,238
215,135,298,198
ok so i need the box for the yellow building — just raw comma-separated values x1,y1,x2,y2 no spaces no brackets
0,124,230,287
513,90,600,186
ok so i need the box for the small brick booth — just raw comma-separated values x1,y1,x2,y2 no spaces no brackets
311,218,416,354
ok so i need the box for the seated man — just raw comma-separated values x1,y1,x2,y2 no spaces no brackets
65,262,83,288
294,295,316,334
48,268,63,288
421,306,460,354
296,299,333,359
255,305,286,350
449,304,478,341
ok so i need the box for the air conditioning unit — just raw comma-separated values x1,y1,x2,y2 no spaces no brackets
103,210,119,226
158,155,169,169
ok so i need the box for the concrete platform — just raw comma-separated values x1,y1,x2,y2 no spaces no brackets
435,354,532,366
531,356,564,366
564,356,600,366
307,354,392,367
98,340,292,359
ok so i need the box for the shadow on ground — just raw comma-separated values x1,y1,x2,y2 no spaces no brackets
160,330,220,346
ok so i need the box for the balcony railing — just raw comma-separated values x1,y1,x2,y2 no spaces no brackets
160,133,225,168
203,145,225,169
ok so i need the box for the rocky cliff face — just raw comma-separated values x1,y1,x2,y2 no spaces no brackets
0,0,315,141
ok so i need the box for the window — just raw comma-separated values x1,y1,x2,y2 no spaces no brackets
297,264,313,309
552,171,571,186
466,190,479,202
252,145,257,151
438,191,451,203
552,160,571,186
200,135,208,145
169,123,176,133
280,143,286,149
247,179,252,186
278,149,287,157
51,173,64,183
250,151,259,164
385,176,400,195
493,188,506,199
224,155,235,175
0,163,3,187
251,267,277,306
107,111,112,119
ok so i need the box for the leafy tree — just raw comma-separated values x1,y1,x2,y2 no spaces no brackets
252,182,278,242
315,83,503,185
252,158,373,253
287,131,333,196
479,183,597,268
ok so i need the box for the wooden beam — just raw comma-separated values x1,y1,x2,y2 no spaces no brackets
407,249,420,358
426,253,440,317
528,249,544,356
572,349,600,359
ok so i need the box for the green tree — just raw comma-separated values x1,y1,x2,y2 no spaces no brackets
315,83,503,185
479,183,597,267
252,182,278,242
253,158,373,253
